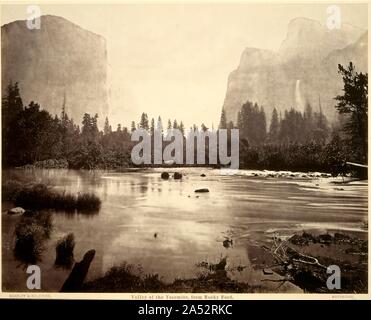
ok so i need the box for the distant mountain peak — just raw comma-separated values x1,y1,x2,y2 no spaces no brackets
2,15,106,44
279,17,365,61
222,17,367,125
287,17,323,30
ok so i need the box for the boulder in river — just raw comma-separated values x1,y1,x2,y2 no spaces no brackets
173,172,182,179
223,238,233,248
200,174,206,177
161,172,170,180
195,188,209,193
8,207,25,215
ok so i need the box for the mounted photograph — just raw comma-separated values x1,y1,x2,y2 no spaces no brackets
0,2,368,295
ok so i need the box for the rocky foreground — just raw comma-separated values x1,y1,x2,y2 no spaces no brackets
256,231,368,293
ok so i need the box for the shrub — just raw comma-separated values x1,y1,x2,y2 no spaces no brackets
2,180,23,202
15,183,52,210
14,212,53,264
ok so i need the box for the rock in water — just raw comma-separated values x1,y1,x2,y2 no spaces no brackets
8,207,25,215
161,172,170,180
223,238,233,248
173,172,182,179
195,188,209,193
200,174,206,177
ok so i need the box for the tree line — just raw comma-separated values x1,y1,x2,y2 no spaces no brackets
131,112,211,135
1,62,367,175
217,62,367,175
219,99,329,145
1,84,211,169
1,83,132,169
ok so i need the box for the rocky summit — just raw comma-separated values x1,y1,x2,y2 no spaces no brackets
1,15,109,125
222,17,367,125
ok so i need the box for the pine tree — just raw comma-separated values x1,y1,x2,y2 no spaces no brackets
173,119,178,129
219,109,227,129
61,92,68,126
269,108,279,143
2,81,23,115
92,114,99,132
104,117,111,135
157,116,163,130
131,121,136,132
313,105,329,144
304,103,314,141
237,111,243,131
82,113,92,136
238,100,267,145
258,106,267,144
150,118,155,135
157,116,163,132
167,119,172,130
2,81,24,166
179,121,185,135
335,62,368,163
139,113,149,130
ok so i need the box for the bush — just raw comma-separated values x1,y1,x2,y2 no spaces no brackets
33,159,69,169
2,180,23,202
14,212,53,264
83,262,154,292
15,183,52,209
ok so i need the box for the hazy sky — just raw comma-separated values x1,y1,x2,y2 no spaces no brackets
1,3,368,129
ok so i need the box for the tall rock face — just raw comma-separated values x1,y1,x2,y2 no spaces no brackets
1,15,109,124
222,18,367,124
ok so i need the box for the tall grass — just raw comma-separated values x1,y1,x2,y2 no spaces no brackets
2,181,101,213
76,193,102,212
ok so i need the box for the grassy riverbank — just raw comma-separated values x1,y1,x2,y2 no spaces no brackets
2,180,101,212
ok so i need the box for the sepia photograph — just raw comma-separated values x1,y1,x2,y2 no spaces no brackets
0,1,368,296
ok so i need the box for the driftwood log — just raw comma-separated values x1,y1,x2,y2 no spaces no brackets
60,249,95,292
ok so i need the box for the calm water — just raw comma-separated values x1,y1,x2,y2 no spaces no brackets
2,168,368,292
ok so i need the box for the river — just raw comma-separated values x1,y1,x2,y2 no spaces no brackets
1,168,368,292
